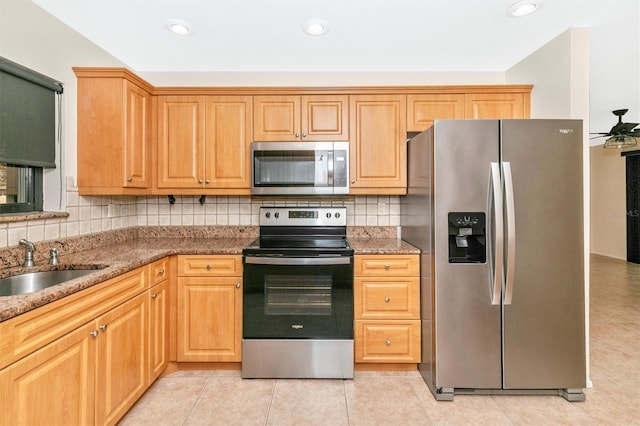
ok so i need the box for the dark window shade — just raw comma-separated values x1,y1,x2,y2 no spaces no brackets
0,57,63,168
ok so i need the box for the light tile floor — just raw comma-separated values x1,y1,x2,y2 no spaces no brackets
120,255,640,425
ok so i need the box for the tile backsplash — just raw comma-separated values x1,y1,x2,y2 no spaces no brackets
0,179,400,248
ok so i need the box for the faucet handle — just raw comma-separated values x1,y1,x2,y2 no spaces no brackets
49,248,59,265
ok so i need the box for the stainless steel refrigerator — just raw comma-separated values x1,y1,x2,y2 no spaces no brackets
401,119,586,401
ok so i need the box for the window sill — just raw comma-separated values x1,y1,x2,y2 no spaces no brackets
0,211,69,224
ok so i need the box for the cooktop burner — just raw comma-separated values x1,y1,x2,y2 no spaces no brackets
243,207,352,257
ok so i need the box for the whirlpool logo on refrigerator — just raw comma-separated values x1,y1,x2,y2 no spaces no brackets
559,128,575,134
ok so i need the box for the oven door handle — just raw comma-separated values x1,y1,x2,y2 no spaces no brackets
245,256,352,266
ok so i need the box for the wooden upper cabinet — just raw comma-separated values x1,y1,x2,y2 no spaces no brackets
156,95,252,192
407,94,465,132
465,93,530,119
204,96,252,189
349,95,407,194
75,69,152,195
254,95,348,141
156,96,205,189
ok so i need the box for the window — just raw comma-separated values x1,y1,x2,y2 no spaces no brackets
0,164,43,213
0,57,62,214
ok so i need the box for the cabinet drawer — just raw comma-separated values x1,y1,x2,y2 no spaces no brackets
150,257,169,285
354,277,419,319
354,320,421,363
354,255,419,277
177,255,242,277
0,267,147,370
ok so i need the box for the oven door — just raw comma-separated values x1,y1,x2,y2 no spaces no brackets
243,256,353,339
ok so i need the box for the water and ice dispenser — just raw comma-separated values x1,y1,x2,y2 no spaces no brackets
448,212,486,263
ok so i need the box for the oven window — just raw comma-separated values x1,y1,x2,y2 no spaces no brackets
265,275,332,316
243,261,353,339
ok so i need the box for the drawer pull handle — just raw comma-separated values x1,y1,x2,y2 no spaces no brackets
385,296,390,303
206,264,212,270
384,264,390,270
99,324,107,331
236,282,241,288
151,293,158,299
158,268,165,275
385,339,391,346
90,330,99,337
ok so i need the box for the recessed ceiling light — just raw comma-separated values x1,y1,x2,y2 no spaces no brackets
302,19,329,36
507,1,541,17
168,20,191,35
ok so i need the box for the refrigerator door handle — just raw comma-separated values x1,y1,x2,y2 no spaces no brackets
489,162,504,305
502,161,516,305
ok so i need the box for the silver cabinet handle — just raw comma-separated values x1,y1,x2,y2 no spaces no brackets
295,132,300,137
235,282,240,288
198,179,203,183
205,179,211,184
126,177,133,182
384,296,390,303
385,339,391,346
90,330,99,337
206,264,212,270
99,324,107,331
351,179,355,184
158,268,165,275
302,132,307,138
151,293,158,299
384,264,390,270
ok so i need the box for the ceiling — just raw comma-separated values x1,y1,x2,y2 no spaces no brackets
31,0,621,73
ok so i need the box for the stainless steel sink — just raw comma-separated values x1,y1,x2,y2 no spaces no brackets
0,269,101,297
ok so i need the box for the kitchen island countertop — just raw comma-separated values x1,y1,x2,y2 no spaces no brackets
0,236,419,322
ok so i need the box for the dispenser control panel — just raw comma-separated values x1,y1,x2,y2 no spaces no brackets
448,212,486,264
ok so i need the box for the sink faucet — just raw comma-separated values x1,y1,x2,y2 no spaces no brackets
18,239,36,267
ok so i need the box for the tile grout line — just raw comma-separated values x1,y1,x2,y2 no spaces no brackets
343,379,351,425
263,379,278,426
180,373,214,426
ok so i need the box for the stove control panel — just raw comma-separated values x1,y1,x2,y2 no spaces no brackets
260,207,347,227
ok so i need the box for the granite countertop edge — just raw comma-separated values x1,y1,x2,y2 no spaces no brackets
0,236,419,322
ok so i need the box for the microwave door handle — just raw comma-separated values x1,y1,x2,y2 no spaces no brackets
327,150,334,186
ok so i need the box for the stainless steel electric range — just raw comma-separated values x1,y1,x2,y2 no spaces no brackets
242,206,354,379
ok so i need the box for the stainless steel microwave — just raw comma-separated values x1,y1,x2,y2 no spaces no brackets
251,141,349,196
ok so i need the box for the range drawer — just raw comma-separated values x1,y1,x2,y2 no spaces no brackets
177,255,242,277
354,320,421,363
354,277,420,319
354,255,419,277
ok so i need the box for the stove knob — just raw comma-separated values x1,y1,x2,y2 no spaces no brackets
274,212,280,219
335,212,341,219
265,212,271,218
326,212,332,219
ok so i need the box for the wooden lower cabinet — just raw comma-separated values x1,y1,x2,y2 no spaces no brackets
149,280,170,382
0,322,97,426
0,260,170,426
176,255,242,362
354,254,421,364
95,292,148,426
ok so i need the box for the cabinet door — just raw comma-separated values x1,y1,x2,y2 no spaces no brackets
177,277,242,362
157,96,206,188
407,94,464,132
349,95,407,193
124,80,151,188
204,96,252,188
0,322,96,426
149,281,169,382
301,95,349,141
95,293,148,426
465,93,528,119
253,95,301,141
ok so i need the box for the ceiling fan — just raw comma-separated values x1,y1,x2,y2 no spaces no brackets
591,109,639,149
